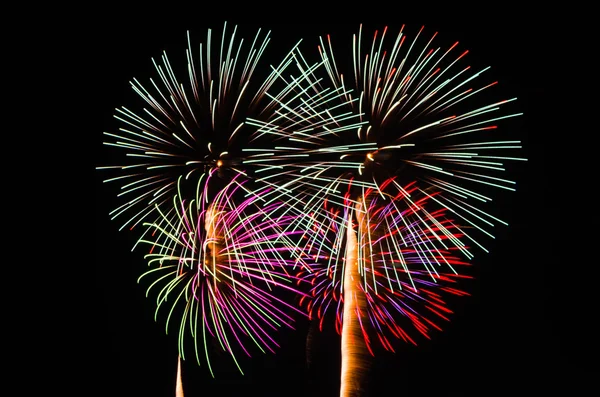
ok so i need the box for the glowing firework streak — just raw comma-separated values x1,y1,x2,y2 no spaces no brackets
339,199,370,397
176,356,184,397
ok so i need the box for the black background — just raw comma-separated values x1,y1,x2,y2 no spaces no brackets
92,13,572,397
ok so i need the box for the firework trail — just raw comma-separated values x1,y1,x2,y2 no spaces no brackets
245,24,524,396
176,356,184,397
339,198,368,397
136,175,310,377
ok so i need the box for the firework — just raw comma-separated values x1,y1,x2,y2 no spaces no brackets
136,175,309,377
297,179,472,348
98,21,525,396
285,178,472,396
247,24,525,255
97,22,303,232
245,24,524,396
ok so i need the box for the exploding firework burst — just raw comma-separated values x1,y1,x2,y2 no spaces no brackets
297,178,472,348
242,24,524,396
136,175,310,376
247,23,525,255
97,22,304,232
96,23,323,389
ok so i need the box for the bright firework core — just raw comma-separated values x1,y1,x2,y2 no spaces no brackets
356,149,397,180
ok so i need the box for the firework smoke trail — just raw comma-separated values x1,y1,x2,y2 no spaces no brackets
244,25,522,396
97,22,303,233
136,175,311,377
176,356,184,397
339,198,370,397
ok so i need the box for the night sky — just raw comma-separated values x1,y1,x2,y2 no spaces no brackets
92,15,572,397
